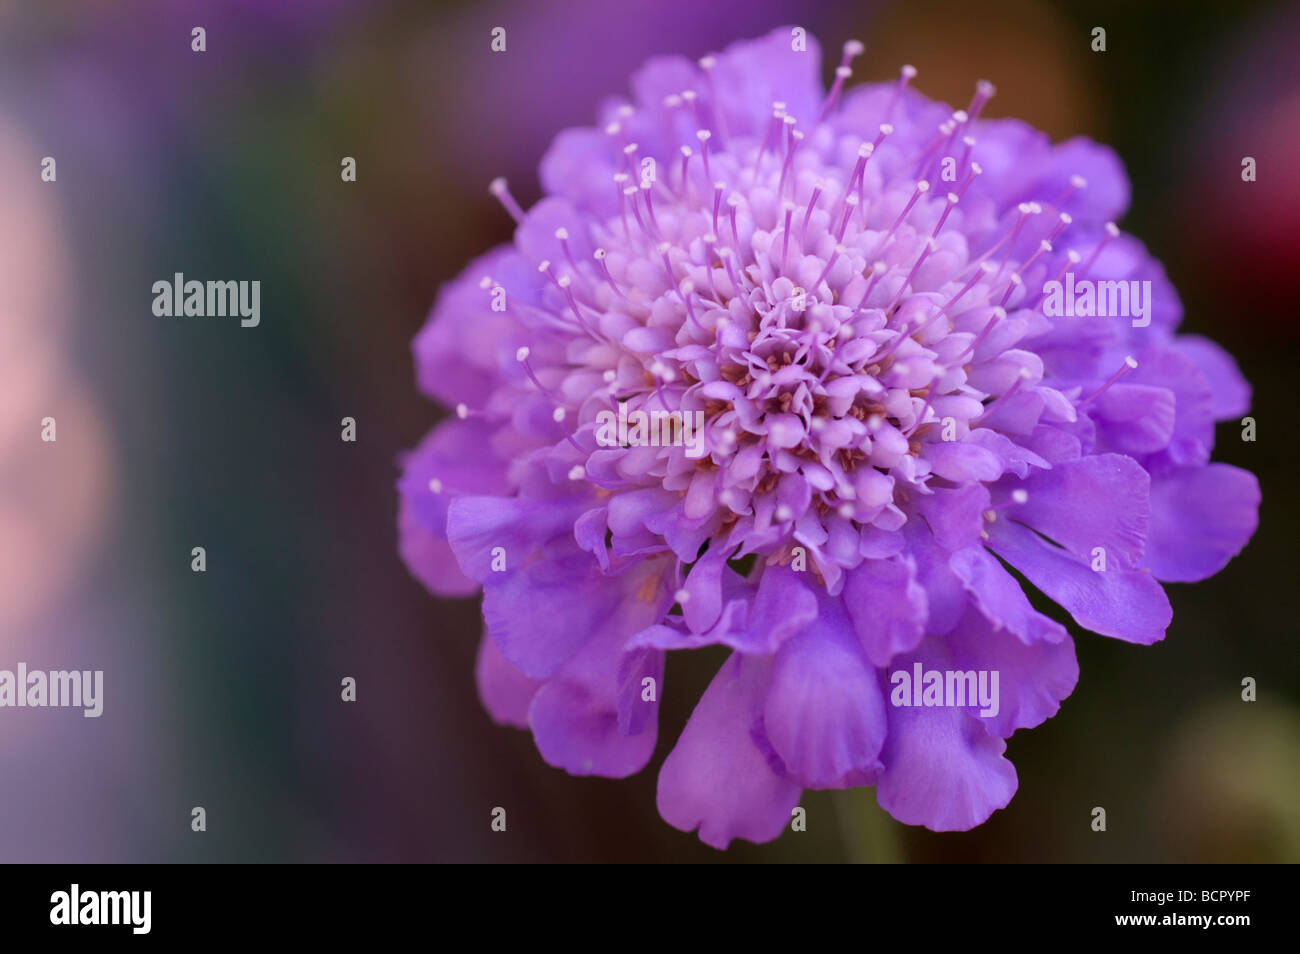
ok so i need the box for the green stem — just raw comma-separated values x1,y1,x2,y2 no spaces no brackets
832,788,904,863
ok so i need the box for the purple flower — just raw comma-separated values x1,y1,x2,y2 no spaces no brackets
399,28,1259,848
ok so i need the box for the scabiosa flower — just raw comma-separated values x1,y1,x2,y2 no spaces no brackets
399,28,1259,848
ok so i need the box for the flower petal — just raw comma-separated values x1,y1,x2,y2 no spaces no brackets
764,594,887,788
529,621,659,778
657,654,802,850
1144,463,1259,582
986,518,1170,644
877,638,1018,831
475,630,542,728
398,418,511,597
946,606,1078,737
1012,453,1150,570
483,547,670,678
949,545,1067,645
843,555,928,667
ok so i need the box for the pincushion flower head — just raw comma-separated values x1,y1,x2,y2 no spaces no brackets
399,28,1259,848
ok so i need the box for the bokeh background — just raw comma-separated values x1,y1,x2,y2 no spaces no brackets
1,0,1296,862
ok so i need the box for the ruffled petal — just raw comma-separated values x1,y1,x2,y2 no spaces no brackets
657,654,802,850
763,594,887,788
843,555,928,667
708,28,824,139
916,483,990,551
482,546,671,679
529,619,659,778
475,630,541,728
1144,463,1259,582
986,518,1170,644
1173,334,1251,420
876,638,1018,831
446,493,591,584
1012,453,1150,570
949,544,1067,644
946,606,1078,737
398,418,511,597
412,246,540,407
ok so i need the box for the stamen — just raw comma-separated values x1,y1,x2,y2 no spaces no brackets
1077,222,1120,280
702,233,721,299
995,202,1041,277
858,125,892,223
930,192,960,239
817,40,863,125
777,120,802,198
680,89,702,128
680,278,702,329
976,366,1033,421
1080,355,1137,405
886,65,917,120
659,242,678,297
722,249,744,301
752,103,785,178
697,54,730,143
904,367,947,437
551,405,584,453
851,261,888,315
996,271,1024,308
813,243,846,293
888,237,939,311
488,177,525,224
1045,212,1072,246
913,120,954,179
956,160,983,199
966,79,996,123
1051,174,1087,209
537,259,560,290
801,178,825,246
835,194,859,243
932,111,967,178
870,180,929,260
641,182,661,232
515,346,556,399
625,185,652,238
593,248,631,302
957,137,976,180
955,306,1005,361
941,263,998,323
615,173,631,239
837,141,872,226
1029,249,1081,309
558,274,599,338
696,129,713,185
781,202,795,273
555,227,580,275
1008,238,1054,291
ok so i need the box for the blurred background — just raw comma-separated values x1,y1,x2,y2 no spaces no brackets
0,0,1296,862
